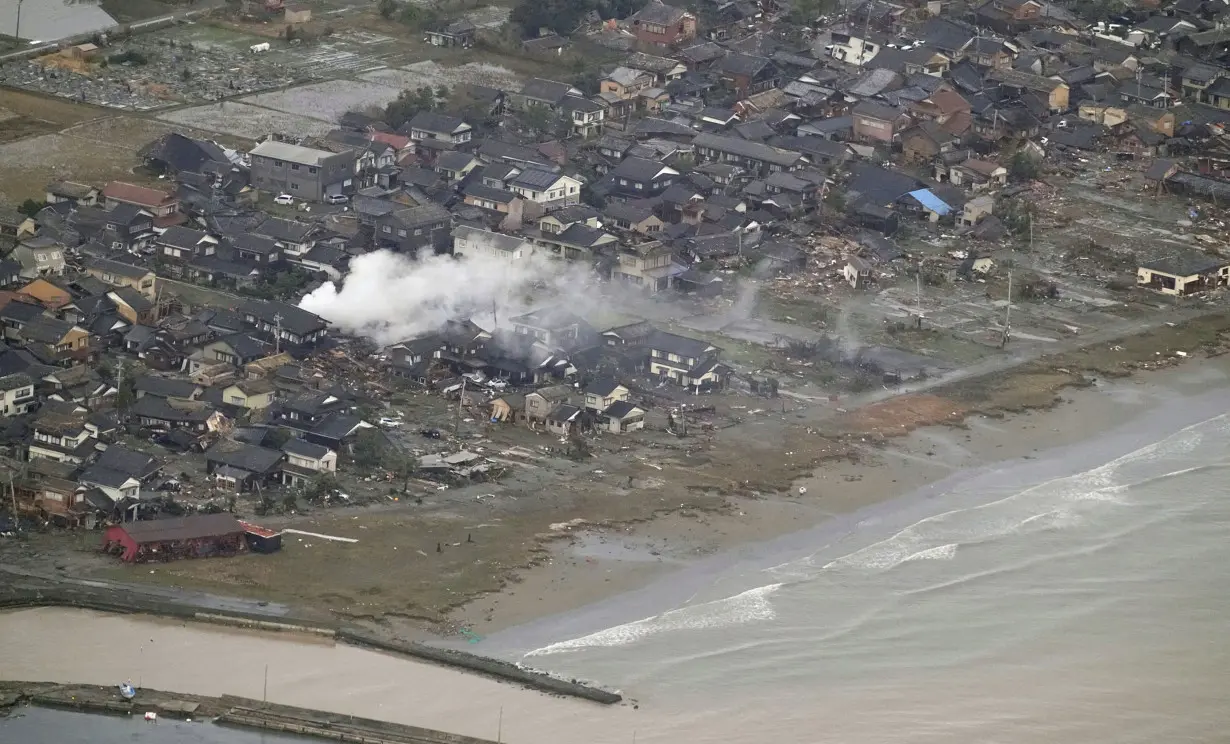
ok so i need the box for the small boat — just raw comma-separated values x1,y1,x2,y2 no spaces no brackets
119,681,136,700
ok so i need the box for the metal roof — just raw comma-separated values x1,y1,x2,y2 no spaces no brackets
250,140,335,167
907,188,953,215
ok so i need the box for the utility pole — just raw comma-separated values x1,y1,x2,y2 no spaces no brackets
1001,272,1013,348
453,377,467,438
9,470,18,530
263,664,269,707
14,0,23,44
914,268,922,329
497,706,503,743
273,313,283,354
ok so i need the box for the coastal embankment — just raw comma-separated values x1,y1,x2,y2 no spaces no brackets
0,581,620,705
0,681,502,744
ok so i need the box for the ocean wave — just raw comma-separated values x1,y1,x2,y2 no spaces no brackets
524,583,783,657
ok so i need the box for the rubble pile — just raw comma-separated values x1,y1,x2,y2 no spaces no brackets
0,36,295,110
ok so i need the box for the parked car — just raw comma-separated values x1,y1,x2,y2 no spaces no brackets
274,194,295,205
420,428,443,439
378,417,402,429
324,193,350,205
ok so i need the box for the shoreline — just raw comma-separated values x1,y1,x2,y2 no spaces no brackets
449,345,1230,647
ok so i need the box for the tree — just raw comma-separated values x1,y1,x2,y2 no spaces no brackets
17,199,45,218
282,493,299,512
378,0,397,18
399,4,443,32
388,456,419,494
1009,151,1041,182
435,85,449,100
305,472,339,503
383,86,438,129
352,428,390,471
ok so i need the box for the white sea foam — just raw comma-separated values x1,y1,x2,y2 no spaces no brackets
903,543,958,562
524,584,782,657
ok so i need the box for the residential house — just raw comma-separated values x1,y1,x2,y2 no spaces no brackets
96,205,155,250
560,96,606,139
525,384,573,423
949,158,1008,189
603,400,646,433
197,333,269,369
19,317,92,363
237,300,329,348
601,67,656,100
43,365,114,407
453,224,537,262
78,446,160,505
142,132,230,176
609,157,679,197
251,217,319,259
692,133,804,176
603,201,665,235
612,241,681,292
0,209,36,240
249,140,356,202
215,379,276,411
130,395,220,434
844,256,874,288
102,182,183,227
965,37,1014,68
514,78,583,111
512,306,597,350
646,330,726,390
229,233,282,267
852,101,911,144
134,374,201,400
205,442,285,493
155,226,218,263
375,202,452,255
28,402,97,464
0,373,35,416
1137,251,1230,295
45,180,99,207
489,393,526,423
425,20,476,48
435,151,480,182
509,169,583,211
17,278,72,310
544,403,584,436
406,111,473,146
11,239,66,279
85,258,157,302
987,68,1069,111
582,378,631,412
903,121,961,162
718,53,779,96
825,29,881,66
974,0,1043,33
280,437,337,487
462,183,534,224
627,0,697,47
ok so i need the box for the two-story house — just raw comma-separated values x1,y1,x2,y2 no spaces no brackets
852,101,912,144
405,112,473,146
582,378,631,412
156,226,218,263
987,67,1069,111
612,241,681,293
511,306,596,351
251,217,318,259
0,373,36,416
692,133,805,176
10,238,66,279
85,257,158,302
718,53,780,96
974,0,1042,34
601,67,656,101
28,401,97,464
78,445,161,505
608,157,679,198
559,96,606,139
646,330,726,390
628,0,697,47
280,437,337,488
205,441,285,493
102,181,183,227
509,168,583,211
249,139,356,202
453,224,537,262
229,234,282,267
237,300,328,348
375,202,453,255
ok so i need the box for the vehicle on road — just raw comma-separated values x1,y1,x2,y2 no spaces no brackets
274,194,294,205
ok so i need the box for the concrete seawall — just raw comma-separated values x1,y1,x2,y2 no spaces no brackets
2,682,504,744
0,583,620,705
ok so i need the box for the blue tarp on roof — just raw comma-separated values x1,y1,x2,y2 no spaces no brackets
907,188,952,216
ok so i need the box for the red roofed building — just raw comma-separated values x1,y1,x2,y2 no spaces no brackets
102,181,184,227
102,513,247,562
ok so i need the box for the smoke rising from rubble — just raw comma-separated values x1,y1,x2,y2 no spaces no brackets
298,249,587,345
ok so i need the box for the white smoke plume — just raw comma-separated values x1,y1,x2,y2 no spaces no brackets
299,249,589,345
